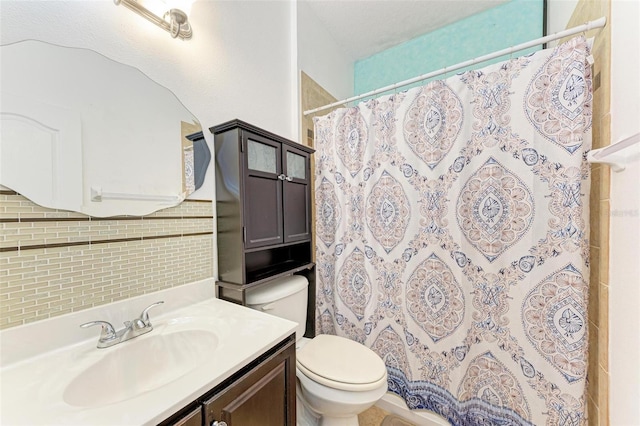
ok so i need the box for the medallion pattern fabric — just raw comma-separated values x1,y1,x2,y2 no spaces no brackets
314,37,592,425
403,81,464,169
406,253,465,342
457,157,534,262
367,171,411,253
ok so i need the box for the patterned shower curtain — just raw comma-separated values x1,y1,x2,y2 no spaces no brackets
313,36,592,425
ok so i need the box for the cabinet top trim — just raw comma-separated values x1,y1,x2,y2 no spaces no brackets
209,119,315,154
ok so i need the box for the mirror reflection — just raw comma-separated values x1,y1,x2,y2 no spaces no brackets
0,40,208,217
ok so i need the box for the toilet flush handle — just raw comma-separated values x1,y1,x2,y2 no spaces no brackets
260,303,275,311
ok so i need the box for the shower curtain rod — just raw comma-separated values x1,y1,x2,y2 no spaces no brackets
303,16,607,116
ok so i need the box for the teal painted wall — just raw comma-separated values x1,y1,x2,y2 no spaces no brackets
354,0,544,96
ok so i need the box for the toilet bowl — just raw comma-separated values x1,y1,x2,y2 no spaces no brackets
246,275,388,426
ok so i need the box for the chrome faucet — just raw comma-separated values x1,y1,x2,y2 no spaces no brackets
80,301,164,348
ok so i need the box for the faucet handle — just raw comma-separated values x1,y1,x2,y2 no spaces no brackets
80,320,117,341
139,301,164,326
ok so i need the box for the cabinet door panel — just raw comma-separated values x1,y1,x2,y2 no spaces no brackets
245,134,281,175
203,338,296,426
247,139,278,174
283,181,310,243
220,363,286,425
285,151,306,180
283,145,311,244
243,133,283,249
244,175,283,248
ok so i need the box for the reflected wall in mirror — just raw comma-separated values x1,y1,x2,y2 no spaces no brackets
0,40,209,217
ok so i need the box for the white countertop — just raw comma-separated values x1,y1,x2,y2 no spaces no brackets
0,280,297,425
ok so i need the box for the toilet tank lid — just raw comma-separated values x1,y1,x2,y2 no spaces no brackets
245,274,309,305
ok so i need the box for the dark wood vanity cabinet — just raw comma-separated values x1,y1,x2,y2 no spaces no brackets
202,335,295,425
210,120,315,307
160,334,296,426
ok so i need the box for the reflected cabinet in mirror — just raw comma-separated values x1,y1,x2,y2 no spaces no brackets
0,40,210,217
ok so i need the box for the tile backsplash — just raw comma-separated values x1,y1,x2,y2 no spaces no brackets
0,191,214,329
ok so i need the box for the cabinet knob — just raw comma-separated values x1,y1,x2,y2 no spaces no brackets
211,422,227,426
278,174,286,180
285,176,293,182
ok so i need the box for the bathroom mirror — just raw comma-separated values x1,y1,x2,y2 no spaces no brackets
0,40,208,217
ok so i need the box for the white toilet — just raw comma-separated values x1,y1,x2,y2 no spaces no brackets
246,275,388,426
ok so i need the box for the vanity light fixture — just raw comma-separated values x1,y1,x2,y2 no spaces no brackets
113,0,193,40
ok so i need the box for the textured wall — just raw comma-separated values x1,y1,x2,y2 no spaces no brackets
0,192,214,329
353,0,544,96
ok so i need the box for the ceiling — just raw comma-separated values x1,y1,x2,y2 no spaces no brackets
303,0,509,60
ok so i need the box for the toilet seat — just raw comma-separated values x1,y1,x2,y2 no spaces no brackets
297,334,387,392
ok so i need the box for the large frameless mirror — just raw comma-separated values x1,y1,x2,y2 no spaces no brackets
0,40,209,217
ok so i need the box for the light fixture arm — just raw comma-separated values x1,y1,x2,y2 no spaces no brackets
166,9,188,38
113,0,193,40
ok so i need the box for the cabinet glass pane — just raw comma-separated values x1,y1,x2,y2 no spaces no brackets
248,140,277,174
286,152,306,180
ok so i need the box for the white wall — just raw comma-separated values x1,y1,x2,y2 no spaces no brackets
609,0,640,423
296,1,354,102
0,0,298,203
546,0,580,37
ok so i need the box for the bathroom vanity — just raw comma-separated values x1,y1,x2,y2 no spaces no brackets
161,333,296,426
0,282,298,425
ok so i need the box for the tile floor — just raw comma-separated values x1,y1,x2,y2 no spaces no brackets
358,406,418,425
358,406,389,425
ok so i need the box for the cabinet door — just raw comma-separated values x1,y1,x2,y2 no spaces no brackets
203,339,296,426
243,132,283,249
282,145,311,244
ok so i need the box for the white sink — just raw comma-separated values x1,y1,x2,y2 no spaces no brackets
0,288,298,426
63,328,218,407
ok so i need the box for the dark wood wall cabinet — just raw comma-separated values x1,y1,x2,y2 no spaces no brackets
160,334,296,426
210,120,315,324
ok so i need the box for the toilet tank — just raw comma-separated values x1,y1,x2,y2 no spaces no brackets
245,274,308,341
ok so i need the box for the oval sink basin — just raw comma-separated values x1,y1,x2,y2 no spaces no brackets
63,329,217,407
